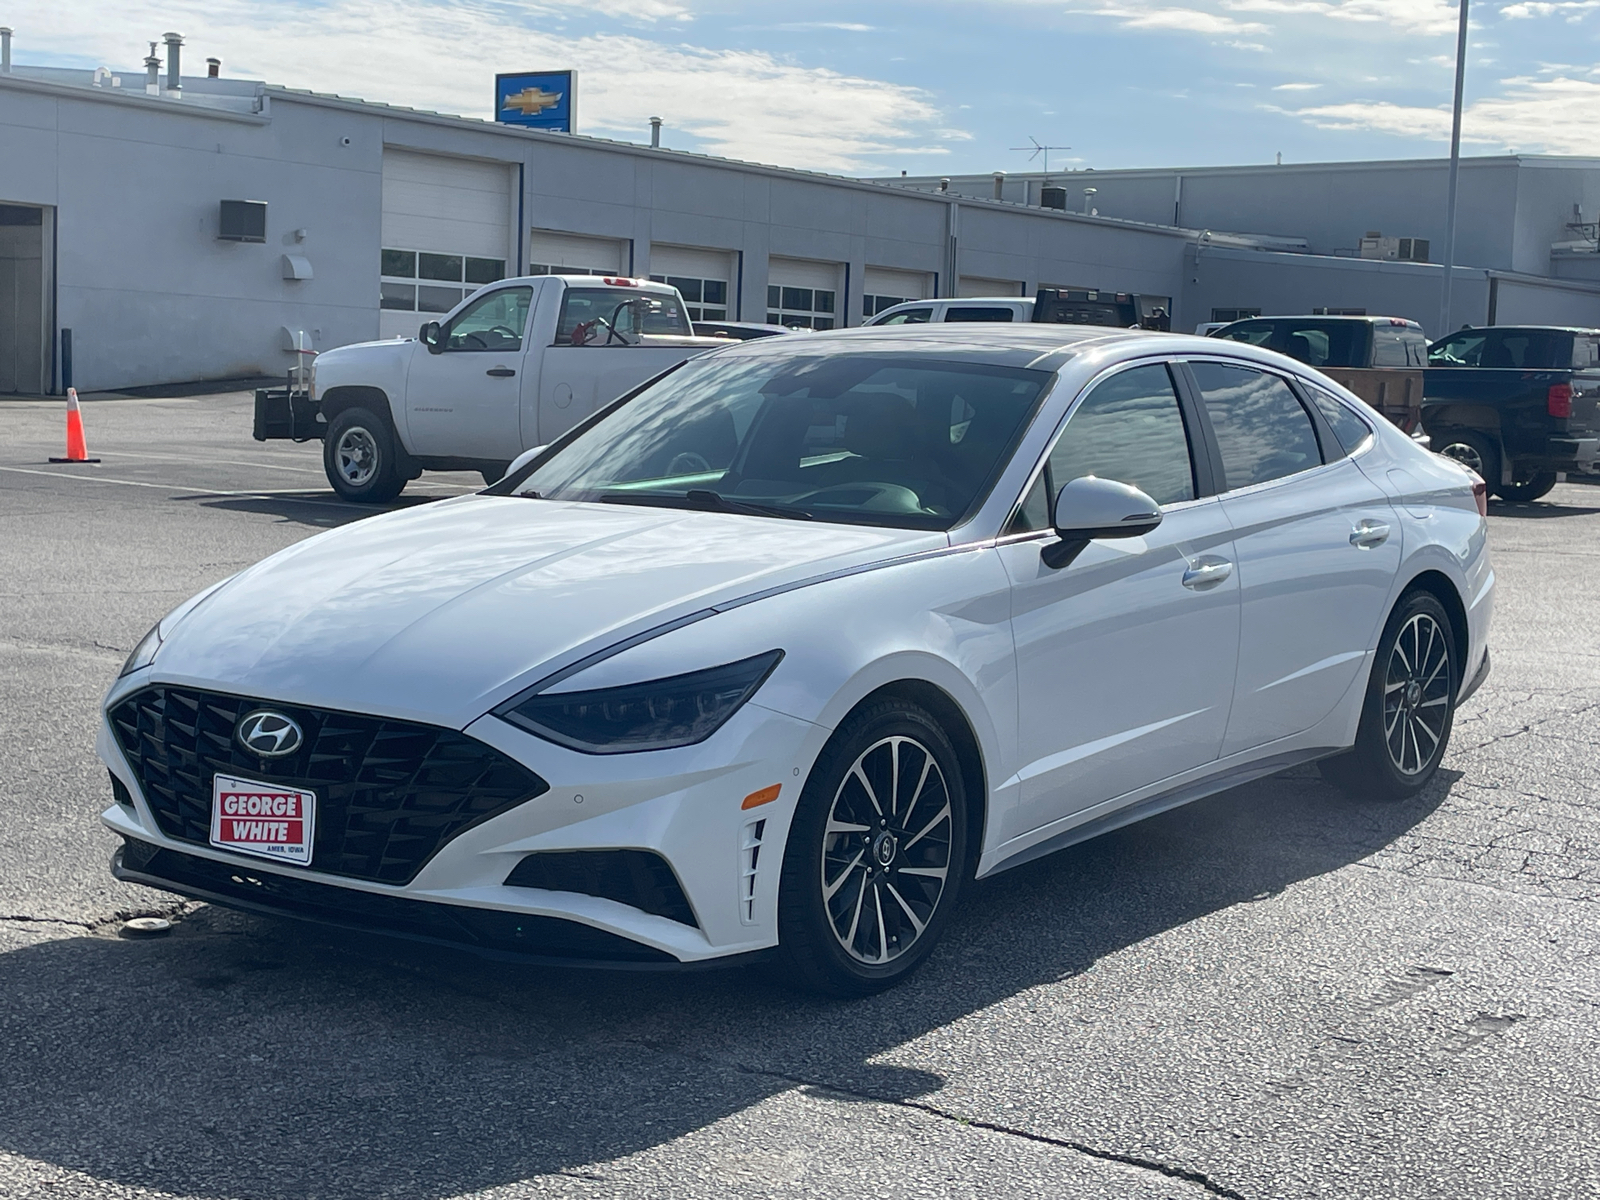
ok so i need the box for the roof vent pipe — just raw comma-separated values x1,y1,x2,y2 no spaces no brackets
939,178,950,192
649,116,661,148
992,172,1005,201
1,28,12,73
163,31,182,95
207,57,220,78
143,42,161,94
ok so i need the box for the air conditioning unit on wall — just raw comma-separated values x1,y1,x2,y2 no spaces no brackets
1358,233,1430,263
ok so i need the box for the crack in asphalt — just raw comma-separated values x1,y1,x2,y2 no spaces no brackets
0,899,198,935
604,1035,1249,1199
726,1060,1252,1200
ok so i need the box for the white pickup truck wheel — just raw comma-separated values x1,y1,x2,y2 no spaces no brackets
324,407,407,504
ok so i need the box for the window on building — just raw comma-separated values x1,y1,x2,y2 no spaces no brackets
1312,307,1367,316
650,274,728,321
529,264,610,276
864,293,914,318
380,248,506,313
1211,307,1261,323
768,285,836,330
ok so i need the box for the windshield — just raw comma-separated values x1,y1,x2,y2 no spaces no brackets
516,353,1052,529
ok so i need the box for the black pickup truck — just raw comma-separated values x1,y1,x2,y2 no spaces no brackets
1424,326,1600,501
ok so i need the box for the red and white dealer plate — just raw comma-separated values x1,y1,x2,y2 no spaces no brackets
210,774,316,866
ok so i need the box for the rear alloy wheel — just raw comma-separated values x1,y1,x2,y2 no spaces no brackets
775,699,967,996
323,407,407,503
1320,591,1457,801
1435,430,1499,491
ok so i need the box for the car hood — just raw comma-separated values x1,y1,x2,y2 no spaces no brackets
144,497,942,728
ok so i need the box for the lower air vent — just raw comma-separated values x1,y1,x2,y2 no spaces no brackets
739,818,766,925
505,849,698,928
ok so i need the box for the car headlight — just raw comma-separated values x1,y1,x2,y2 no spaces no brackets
495,650,784,754
119,622,163,677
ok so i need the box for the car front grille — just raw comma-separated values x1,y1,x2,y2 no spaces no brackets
109,685,549,886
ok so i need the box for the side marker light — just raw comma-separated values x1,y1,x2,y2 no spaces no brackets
741,784,781,810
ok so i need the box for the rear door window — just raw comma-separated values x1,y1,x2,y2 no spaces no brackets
1276,321,1366,368
944,306,1015,323
1191,362,1323,490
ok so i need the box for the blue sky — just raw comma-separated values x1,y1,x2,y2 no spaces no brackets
17,1,1600,173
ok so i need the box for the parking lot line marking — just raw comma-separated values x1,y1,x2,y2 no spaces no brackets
0,465,478,504
94,450,326,475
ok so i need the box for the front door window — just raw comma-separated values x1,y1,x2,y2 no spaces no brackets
444,287,533,352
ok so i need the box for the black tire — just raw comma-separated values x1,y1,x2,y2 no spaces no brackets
323,407,407,503
1434,429,1500,490
1494,470,1557,502
1319,590,1458,801
774,698,968,997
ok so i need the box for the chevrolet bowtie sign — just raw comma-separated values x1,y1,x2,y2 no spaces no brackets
495,71,575,132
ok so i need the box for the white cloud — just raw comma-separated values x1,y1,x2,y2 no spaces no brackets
1293,74,1600,151
1273,81,1322,89
1501,0,1600,16
1223,0,1462,35
7,0,945,172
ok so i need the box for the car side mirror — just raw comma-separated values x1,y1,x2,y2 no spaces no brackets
419,321,444,354
505,444,549,479
1042,476,1163,569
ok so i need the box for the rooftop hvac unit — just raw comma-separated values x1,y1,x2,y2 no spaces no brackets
1039,187,1068,211
1358,234,1429,263
218,199,267,243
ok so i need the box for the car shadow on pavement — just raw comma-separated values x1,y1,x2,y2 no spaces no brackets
0,767,1450,1198
1487,500,1600,518
190,492,455,530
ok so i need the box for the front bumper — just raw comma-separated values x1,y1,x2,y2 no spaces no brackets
100,681,827,965
110,838,756,969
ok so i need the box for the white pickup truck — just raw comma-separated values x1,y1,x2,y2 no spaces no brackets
256,275,724,501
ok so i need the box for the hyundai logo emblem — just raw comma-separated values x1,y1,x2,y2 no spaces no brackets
237,710,304,758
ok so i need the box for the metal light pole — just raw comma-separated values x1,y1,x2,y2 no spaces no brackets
1438,0,1470,338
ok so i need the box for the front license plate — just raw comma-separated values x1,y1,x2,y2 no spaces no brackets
210,774,316,866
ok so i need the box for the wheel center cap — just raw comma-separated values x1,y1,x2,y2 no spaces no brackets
1405,680,1422,707
872,831,897,868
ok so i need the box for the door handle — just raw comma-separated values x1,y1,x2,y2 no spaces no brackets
1350,520,1391,549
1181,558,1233,590
486,367,516,378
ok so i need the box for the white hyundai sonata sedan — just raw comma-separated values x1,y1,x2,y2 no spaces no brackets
100,326,1492,994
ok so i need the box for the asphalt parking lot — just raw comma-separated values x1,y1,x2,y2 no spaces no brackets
2,388,1598,1200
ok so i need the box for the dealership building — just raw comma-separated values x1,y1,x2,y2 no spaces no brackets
5,42,1600,394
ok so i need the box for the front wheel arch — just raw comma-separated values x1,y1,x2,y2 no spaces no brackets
842,680,988,882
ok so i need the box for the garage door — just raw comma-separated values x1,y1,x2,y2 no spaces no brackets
380,150,515,339
528,231,628,277
768,256,844,329
863,266,932,321
958,275,1024,298
650,244,735,321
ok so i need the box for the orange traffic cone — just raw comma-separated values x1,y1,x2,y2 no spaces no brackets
49,388,100,463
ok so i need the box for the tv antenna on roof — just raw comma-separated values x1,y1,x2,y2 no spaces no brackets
1010,137,1071,180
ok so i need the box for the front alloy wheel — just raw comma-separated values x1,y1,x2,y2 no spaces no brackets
821,735,954,966
776,698,968,995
